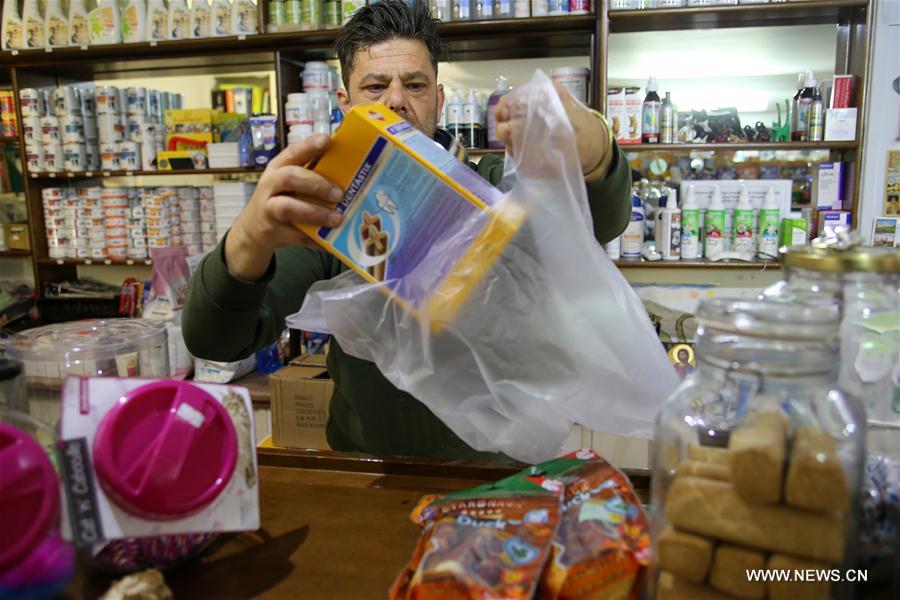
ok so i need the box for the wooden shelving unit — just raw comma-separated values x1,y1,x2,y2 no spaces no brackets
0,249,31,258
621,141,858,153
615,259,780,270
0,136,18,143
35,257,152,266
27,167,264,180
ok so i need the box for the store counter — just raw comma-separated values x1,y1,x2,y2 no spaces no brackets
67,448,650,598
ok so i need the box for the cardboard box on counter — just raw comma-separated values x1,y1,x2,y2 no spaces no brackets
5,223,30,250
270,354,333,451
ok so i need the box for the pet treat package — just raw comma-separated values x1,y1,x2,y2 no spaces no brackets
392,450,650,600
289,71,677,464
57,377,259,550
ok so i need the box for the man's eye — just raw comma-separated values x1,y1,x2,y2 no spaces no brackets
366,85,386,93
407,83,426,92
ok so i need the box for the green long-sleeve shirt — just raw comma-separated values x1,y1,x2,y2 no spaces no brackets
183,136,632,459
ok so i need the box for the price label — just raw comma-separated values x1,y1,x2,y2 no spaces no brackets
150,41,158,47
11,50,18,56
45,47,52,53
66,172,74,178
126,260,134,265
104,259,112,265
84,259,92,265
49,173,56,178
102,171,111,177
238,35,246,41
85,172,93,177
56,259,63,265
80,45,88,51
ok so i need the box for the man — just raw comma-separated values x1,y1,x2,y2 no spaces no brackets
183,0,631,459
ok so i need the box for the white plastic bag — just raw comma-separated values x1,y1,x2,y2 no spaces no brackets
288,71,678,463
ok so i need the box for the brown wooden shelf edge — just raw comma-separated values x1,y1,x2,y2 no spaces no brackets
36,257,153,266
615,259,781,269
256,444,653,491
28,167,264,179
0,250,32,257
621,141,858,152
0,136,19,143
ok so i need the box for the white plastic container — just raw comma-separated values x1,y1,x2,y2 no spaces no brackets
169,0,191,39
1,0,24,50
68,0,90,46
680,184,701,260
23,0,45,49
210,0,233,36
551,66,590,105
655,188,682,261
284,92,313,126
191,0,212,38
302,61,332,92
44,0,69,48
704,184,726,260
231,0,258,35
121,0,147,43
146,0,168,41
732,184,755,258
757,185,780,261
89,0,122,45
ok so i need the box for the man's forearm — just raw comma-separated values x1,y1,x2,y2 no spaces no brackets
225,221,275,281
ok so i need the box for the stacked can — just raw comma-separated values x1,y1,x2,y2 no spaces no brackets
0,90,17,137
42,187,72,258
19,88,46,172
103,188,129,259
80,187,107,259
176,187,202,255
127,189,148,260
96,86,125,171
80,88,100,171
52,86,87,173
143,188,173,251
198,187,217,252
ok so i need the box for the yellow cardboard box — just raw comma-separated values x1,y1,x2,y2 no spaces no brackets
5,223,30,250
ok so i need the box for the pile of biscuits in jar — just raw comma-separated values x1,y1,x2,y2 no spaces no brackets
658,411,849,600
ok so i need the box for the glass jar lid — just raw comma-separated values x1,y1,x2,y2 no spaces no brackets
5,319,167,363
697,298,839,342
781,245,900,274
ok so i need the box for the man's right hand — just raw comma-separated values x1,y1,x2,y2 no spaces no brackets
225,134,344,281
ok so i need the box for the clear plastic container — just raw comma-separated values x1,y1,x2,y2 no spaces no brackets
5,319,169,426
651,298,864,600
760,242,900,458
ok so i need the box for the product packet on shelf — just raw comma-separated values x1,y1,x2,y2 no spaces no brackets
57,377,260,549
300,102,526,332
394,450,650,600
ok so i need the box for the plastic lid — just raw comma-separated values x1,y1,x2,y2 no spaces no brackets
803,70,817,88
495,75,509,92
6,319,166,365
646,76,658,92
303,61,330,71
0,423,60,574
93,381,237,521
286,93,309,104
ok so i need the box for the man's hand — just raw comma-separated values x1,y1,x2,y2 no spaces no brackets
494,82,610,178
225,134,344,281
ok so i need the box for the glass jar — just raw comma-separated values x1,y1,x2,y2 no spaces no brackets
651,299,864,600
760,244,900,458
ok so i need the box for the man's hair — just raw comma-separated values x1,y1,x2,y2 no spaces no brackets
334,0,445,89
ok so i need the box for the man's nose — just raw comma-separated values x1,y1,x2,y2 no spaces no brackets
383,83,407,114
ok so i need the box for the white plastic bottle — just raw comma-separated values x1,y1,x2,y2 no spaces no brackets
146,0,168,41
1,0,24,50
89,0,122,45
210,0,232,36
121,0,147,43
704,184,726,260
486,75,509,149
68,0,90,46
757,186,781,261
191,0,212,38
680,184,701,260
605,236,621,260
732,184,755,258
232,0,258,35
44,0,69,48
168,0,191,39
23,0,45,48
621,192,644,260
655,188,682,261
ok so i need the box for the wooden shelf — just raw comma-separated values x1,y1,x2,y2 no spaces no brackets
0,16,596,67
0,249,31,258
27,167,263,180
36,257,152,266
615,259,781,269
621,141,858,152
609,0,869,33
0,136,18,143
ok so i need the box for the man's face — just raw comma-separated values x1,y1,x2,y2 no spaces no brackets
338,38,444,138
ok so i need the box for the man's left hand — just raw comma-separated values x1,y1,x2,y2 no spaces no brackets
494,82,611,179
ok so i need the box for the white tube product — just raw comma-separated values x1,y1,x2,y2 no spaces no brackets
121,0,147,43
704,184,726,260
146,0,168,41
1,0,24,50
68,0,90,46
732,184,755,258
23,0,45,49
621,192,644,259
168,0,191,39
44,0,69,48
655,188,682,261
758,185,781,260
680,184,701,260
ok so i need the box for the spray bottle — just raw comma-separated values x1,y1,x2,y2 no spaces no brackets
68,0,90,46
44,0,69,48
446,89,464,142
486,76,509,149
621,192,644,260
464,88,482,149
655,188,682,261
790,72,804,139
732,184,755,258
642,76,661,144
2,0,23,50
793,70,816,142
169,0,191,39
23,0,45,48
757,185,780,260
704,184,726,260
660,91,674,144
680,184,701,260
808,82,824,142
